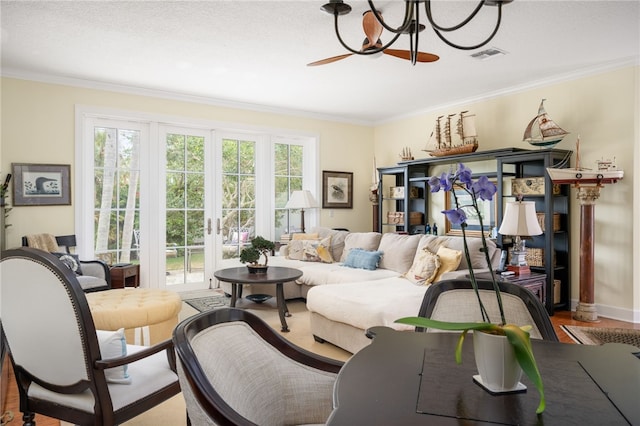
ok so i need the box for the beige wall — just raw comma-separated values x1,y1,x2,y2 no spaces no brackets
374,65,639,321
2,65,638,321
0,77,375,247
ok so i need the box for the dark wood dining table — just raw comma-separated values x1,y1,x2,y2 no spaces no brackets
328,327,640,425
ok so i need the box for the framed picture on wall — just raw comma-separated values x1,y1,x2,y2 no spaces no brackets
322,170,353,209
12,163,71,206
444,181,497,237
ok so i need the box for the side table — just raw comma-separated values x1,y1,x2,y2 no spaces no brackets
109,263,140,289
474,272,546,304
214,266,302,332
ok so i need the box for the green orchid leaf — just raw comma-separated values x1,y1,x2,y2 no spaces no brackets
502,324,546,414
395,317,500,332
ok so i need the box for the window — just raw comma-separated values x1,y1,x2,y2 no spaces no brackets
93,126,141,265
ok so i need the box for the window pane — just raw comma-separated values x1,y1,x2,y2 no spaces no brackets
166,172,185,209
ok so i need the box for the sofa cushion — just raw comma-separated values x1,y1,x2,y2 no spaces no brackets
433,246,463,282
343,249,383,271
306,277,429,331
404,248,440,285
377,233,421,274
301,236,333,263
339,232,382,262
417,235,497,271
310,227,350,261
294,262,399,286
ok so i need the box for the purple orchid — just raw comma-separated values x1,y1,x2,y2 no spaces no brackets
472,175,497,201
442,208,467,225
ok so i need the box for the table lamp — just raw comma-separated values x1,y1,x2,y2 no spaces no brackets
498,200,543,275
284,190,318,233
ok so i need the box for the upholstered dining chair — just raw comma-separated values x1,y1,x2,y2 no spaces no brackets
22,233,111,292
417,278,559,341
173,307,344,426
0,247,181,426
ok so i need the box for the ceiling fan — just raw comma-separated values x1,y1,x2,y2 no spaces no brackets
307,10,439,66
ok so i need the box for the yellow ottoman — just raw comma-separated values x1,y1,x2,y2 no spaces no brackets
86,288,182,345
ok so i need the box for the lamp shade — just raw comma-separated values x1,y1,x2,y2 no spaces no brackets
285,190,318,209
498,201,543,236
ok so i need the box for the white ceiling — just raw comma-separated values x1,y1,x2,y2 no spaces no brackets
1,1,639,124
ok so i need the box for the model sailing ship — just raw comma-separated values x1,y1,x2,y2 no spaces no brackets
423,111,478,157
546,137,623,185
523,99,569,148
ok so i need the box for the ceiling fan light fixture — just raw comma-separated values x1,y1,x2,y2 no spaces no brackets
318,0,513,66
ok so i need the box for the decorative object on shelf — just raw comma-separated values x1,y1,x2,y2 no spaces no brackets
396,163,545,414
11,163,71,206
314,1,512,66
511,176,561,196
523,99,569,148
423,111,478,157
546,136,624,185
399,147,414,161
284,190,318,233
390,186,420,199
322,170,353,209
498,198,543,276
239,236,276,274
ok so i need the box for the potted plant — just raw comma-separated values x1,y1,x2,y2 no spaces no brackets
395,163,546,414
239,236,275,274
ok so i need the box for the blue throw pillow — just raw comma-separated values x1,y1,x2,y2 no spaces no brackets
343,248,383,270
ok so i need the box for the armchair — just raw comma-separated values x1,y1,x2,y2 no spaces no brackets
173,307,343,425
0,247,180,425
22,233,111,292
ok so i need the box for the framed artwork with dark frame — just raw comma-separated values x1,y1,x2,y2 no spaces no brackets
322,170,353,209
444,181,497,237
12,163,71,206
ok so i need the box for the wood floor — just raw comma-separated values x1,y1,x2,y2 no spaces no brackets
2,309,638,426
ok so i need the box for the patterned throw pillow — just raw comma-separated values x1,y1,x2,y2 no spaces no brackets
404,248,440,285
51,252,84,275
301,236,333,263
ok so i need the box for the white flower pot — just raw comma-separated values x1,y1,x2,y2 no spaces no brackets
473,330,526,394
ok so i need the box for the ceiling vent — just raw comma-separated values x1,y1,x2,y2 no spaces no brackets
470,47,507,60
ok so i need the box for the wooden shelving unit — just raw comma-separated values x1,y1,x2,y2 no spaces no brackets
377,147,572,315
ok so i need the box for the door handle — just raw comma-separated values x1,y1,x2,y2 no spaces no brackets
216,218,221,235
207,218,212,235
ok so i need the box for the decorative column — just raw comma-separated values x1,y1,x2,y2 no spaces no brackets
370,189,379,232
573,186,601,322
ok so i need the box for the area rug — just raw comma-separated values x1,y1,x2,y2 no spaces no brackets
561,325,640,349
184,294,231,312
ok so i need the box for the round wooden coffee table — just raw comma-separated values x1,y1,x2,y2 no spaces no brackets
214,266,302,332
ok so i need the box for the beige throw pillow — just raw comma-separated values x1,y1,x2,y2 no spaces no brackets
432,246,463,282
404,248,440,286
377,233,422,273
339,232,382,262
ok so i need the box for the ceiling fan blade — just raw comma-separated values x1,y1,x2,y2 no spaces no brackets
362,10,383,50
383,49,440,63
307,53,353,67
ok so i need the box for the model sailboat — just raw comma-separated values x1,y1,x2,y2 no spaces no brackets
523,99,569,148
546,136,623,184
423,111,478,157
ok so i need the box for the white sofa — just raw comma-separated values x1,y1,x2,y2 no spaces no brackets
219,227,500,354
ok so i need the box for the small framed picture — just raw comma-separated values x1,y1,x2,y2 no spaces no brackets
322,170,353,209
12,163,71,206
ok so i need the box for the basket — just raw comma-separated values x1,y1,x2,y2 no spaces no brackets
536,212,561,232
524,248,556,267
526,248,544,267
553,279,561,304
